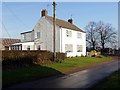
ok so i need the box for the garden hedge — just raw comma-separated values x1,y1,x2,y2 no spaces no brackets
1,50,66,70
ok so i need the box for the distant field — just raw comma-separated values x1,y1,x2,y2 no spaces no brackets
3,56,114,88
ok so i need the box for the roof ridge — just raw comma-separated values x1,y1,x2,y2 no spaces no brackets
45,15,85,32
46,15,73,25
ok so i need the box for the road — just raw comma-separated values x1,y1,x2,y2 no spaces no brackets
7,59,120,89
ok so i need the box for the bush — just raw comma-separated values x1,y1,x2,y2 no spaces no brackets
81,54,84,57
56,52,66,60
75,55,78,57
55,59,62,63
2,50,66,70
91,55,96,57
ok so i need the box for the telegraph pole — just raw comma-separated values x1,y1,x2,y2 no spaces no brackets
53,0,56,61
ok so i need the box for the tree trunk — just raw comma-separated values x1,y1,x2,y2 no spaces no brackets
93,43,95,50
102,43,105,50
101,42,105,55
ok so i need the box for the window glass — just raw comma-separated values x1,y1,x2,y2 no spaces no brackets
77,32,82,38
27,45,30,50
37,45,41,50
77,45,83,52
37,32,40,39
66,30,72,37
24,34,26,40
65,44,73,52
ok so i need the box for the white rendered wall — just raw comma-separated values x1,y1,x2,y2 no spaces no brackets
60,28,86,57
21,42,34,50
9,42,34,50
33,16,60,52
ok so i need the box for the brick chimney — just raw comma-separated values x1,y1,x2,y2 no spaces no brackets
41,9,48,17
68,19,73,24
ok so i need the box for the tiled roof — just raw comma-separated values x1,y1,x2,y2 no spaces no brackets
1,38,21,46
46,16,85,32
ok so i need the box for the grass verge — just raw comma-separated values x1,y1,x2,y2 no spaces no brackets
93,70,120,89
47,56,114,74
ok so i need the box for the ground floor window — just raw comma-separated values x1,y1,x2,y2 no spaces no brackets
10,46,14,50
37,45,41,50
10,45,22,50
27,45,30,50
19,45,22,50
77,45,83,52
65,44,73,52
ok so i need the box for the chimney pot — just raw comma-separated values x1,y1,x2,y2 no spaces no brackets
68,19,73,24
41,9,48,17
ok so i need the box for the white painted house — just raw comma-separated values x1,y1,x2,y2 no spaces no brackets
10,9,86,57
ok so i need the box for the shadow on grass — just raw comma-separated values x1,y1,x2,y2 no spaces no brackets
90,70,120,89
2,64,65,89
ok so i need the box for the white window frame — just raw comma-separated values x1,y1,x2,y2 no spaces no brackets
77,32,82,39
23,34,26,40
37,45,41,50
27,45,30,50
65,44,73,52
66,30,72,37
77,45,83,52
37,32,40,39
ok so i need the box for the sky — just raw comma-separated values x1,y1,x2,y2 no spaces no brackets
1,0,120,2
2,2,118,42
118,2,120,48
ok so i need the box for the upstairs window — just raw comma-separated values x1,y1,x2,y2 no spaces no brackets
66,30,72,37
77,32,82,39
37,32,40,39
24,34,26,40
77,45,83,52
65,44,73,52
21,34,24,41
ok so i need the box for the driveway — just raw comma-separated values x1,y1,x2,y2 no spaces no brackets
7,59,120,89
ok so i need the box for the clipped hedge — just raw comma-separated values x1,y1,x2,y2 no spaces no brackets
2,50,66,70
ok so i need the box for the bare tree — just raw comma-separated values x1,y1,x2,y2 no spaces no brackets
85,21,117,53
96,21,117,50
85,21,99,50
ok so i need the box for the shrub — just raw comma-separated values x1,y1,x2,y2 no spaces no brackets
81,54,84,57
55,59,62,63
2,50,66,70
91,55,96,57
56,52,66,60
75,55,78,57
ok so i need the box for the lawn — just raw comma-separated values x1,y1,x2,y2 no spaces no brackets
93,70,120,89
47,56,113,74
3,56,114,88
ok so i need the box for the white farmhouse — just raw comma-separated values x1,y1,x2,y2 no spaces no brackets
10,9,86,57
